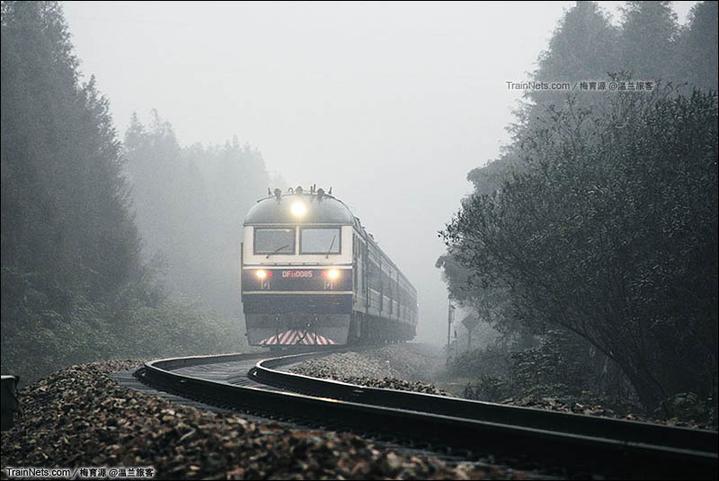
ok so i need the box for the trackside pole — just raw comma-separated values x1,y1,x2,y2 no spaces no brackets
446,302,455,365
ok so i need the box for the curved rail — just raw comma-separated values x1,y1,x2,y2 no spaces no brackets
253,351,718,454
137,350,718,480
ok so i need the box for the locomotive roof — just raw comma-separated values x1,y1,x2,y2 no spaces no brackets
244,193,355,225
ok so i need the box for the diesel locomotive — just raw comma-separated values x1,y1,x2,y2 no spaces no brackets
241,186,418,346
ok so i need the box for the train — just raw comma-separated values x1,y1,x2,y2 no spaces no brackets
241,186,418,347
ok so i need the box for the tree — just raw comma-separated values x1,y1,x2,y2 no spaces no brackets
442,89,718,410
2,1,142,380
531,1,619,104
1,1,140,305
1,2,259,383
676,1,718,93
619,1,679,82
124,112,270,315
468,2,620,196
468,1,717,198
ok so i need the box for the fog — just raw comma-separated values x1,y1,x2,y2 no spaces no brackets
62,1,696,344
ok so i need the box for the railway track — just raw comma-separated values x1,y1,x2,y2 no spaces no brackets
135,349,718,480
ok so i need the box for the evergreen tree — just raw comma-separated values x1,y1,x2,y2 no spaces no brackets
1,2,258,382
124,112,270,315
466,1,717,199
2,1,142,380
1,1,140,306
532,1,619,102
468,2,620,196
676,1,718,92
619,1,679,81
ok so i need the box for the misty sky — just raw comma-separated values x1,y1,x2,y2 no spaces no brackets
63,1,696,343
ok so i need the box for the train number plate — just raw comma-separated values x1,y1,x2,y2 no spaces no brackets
282,270,313,278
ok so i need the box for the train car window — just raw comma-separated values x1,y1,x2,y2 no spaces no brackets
369,261,381,290
300,227,341,254
254,227,295,255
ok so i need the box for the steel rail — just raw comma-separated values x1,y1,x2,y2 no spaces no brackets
254,351,718,455
137,351,718,480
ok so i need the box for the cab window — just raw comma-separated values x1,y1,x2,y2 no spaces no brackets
254,227,295,255
300,227,341,254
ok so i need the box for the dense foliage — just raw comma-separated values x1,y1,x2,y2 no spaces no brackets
439,1,718,413
1,2,263,382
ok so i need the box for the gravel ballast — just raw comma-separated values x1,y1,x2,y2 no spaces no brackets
1,360,528,479
289,346,450,396
287,345,719,432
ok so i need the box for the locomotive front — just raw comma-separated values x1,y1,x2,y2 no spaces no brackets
241,187,355,346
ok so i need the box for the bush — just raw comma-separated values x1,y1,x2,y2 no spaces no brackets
509,330,590,398
455,329,641,407
463,375,511,402
447,344,510,379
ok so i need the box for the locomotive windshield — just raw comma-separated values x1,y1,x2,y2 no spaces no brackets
300,227,341,254
254,228,295,255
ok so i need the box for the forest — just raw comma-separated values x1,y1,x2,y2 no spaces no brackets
1,2,717,425
1,2,717,479
439,1,718,421
1,1,272,382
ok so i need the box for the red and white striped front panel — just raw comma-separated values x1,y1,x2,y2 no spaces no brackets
258,329,336,346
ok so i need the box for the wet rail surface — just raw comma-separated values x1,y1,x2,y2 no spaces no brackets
132,349,718,480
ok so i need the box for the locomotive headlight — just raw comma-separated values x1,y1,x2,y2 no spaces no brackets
290,200,307,218
255,269,268,280
326,268,341,281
